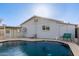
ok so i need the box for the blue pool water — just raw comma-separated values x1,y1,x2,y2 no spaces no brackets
0,41,73,56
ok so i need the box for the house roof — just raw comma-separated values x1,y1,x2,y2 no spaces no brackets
0,26,21,29
20,16,77,26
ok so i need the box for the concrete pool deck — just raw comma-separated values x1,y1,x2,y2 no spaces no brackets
0,38,79,56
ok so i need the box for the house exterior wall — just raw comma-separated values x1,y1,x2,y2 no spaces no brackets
59,24,75,39
21,19,36,37
35,18,75,39
21,17,75,39
5,28,21,38
36,18,60,39
10,29,18,38
0,28,4,39
0,27,21,39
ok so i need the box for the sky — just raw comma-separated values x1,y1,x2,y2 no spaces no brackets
0,3,79,26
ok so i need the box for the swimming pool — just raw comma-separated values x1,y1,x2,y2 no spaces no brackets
0,41,74,56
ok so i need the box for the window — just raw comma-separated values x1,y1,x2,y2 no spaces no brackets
42,26,45,30
42,25,50,31
6,30,10,33
46,26,50,30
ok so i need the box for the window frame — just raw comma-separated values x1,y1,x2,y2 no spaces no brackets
42,25,50,31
